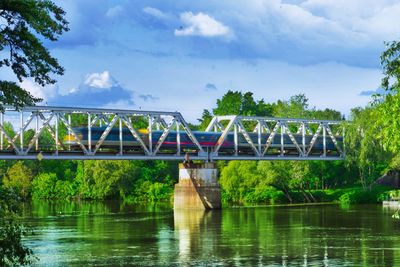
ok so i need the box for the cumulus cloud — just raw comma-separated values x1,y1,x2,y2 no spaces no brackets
204,83,217,91
59,71,132,106
175,12,232,38
19,80,57,102
21,71,135,108
83,71,118,89
54,1,400,66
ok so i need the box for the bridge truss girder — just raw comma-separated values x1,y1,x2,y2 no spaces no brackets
206,115,344,161
0,106,344,161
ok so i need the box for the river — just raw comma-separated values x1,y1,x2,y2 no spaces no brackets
21,201,400,266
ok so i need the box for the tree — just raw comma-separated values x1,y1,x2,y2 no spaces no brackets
273,94,310,118
347,107,390,189
0,187,32,266
198,109,213,130
79,161,136,199
381,41,400,92
257,161,294,202
3,161,34,199
0,2,68,265
212,90,274,117
0,0,69,110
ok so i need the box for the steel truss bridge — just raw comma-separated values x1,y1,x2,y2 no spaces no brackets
0,106,345,161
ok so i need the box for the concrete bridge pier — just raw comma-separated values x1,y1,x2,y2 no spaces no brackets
174,163,221,210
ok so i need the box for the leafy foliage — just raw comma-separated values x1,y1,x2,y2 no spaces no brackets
346,107,390,189
0,187,33,265
3,161,33,199
381,41,400,92
0,0,69,110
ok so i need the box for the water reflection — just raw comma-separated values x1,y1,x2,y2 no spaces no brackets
174,210,222,265
21,202,400,266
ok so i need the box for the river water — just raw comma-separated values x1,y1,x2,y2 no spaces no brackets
21,201,400,266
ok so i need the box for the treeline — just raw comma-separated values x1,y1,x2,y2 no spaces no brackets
1,160,177,203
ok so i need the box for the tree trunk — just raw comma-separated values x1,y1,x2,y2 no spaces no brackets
283,187,293,203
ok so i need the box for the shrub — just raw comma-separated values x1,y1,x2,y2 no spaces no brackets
2,161,33,199
31,173,75,199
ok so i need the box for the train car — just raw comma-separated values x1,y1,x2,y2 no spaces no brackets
64,127,342,155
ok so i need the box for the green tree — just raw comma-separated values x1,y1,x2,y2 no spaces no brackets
0,0,69,110
198,109,213,130
257,161,294,202
212,90,273,116
273,94,310,118
219,161,260,203
0,187,32,265
346,107,390,189
0,2,68,264
78,161,132,199
3,161,34,198
381,41,400,92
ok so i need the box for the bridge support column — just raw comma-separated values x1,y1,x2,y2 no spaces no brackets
174,163,221,210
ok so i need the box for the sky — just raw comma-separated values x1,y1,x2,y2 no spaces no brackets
2,0,400,122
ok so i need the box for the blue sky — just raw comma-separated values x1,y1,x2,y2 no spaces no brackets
2,0,400,122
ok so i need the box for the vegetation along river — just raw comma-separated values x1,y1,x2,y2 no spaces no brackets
20,201,400,266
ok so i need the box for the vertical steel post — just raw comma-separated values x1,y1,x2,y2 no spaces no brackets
257,121,262,154
68,113,71,151
176,120,180,156
280,123,284,156
35,113,39,151
148,116,153,154
88,113,92,153
302,122,306,156
119,116,123,155
55,113,59,155
20,112,24,152
0,112,4,150
322,123,326,157
234,123,238,156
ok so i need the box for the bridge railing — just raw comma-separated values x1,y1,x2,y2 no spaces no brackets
0,106,344,161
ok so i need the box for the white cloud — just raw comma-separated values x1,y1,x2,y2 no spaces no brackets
19,80,57,102
261,0,400,45
143,7,169,20
106,5,124,18
83,71,118,89
175,12,232,38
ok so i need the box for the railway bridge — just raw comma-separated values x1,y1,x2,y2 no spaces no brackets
0,106,345,209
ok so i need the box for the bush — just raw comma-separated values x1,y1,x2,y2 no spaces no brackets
2,161,34,199
124,181,173,203
0,187,33,265
31,173,75,199
338,186,391,205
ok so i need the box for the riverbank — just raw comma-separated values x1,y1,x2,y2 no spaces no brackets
221,185,393,206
